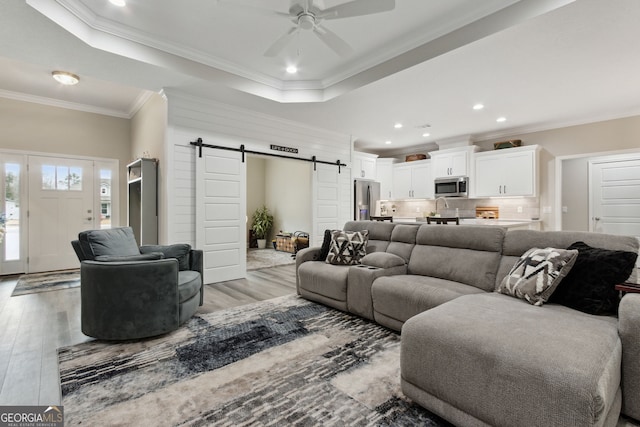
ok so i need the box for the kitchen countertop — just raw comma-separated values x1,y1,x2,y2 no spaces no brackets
392,217,540,228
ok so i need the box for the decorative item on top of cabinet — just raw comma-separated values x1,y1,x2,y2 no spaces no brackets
352,151,378,180
406,154,427,162
493,139,522,150
392,159,433,199
127,158,158,246
473,145,539,198
430,146,478,178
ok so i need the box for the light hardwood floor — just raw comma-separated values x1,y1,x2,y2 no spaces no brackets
0,264,297,406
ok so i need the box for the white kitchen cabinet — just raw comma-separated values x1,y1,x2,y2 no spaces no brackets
376,158,396,199
474,145,539,197
392,160,433,199
431,147,478,178
352,152,378,180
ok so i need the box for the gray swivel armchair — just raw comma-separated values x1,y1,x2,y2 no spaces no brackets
71,227,203,340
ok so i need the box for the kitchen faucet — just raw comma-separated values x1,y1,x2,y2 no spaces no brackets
435,197,449,215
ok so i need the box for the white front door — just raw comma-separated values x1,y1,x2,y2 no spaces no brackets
195,147,246,284
589,157,640,270
28,155,95,272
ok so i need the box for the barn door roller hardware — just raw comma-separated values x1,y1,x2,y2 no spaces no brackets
190,138,345,173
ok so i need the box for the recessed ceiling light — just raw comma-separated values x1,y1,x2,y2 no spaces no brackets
385,141,392,145
473,103,484,110
51,71,79,85
496,117,507,123
394,123,403,129
109,0,126,6
286,65,297,74
422,133,430,137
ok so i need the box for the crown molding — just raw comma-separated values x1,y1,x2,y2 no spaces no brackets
471,107,640,143
0,89,132,118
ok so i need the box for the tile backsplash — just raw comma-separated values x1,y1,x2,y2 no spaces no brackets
379,197,540,220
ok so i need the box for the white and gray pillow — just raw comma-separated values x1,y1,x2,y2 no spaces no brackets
326,230,369,265
497,247,578,306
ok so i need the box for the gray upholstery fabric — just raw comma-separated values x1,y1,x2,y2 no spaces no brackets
408,245,502,291
344,220,393,253
78,227,141,259
401,293,621,427
386,224,419,262
141,244,192,270
295,247,322,293
360,252,405,268
408,225,505,291
95,252,164,262
346,263,407,320
178,270,202,303
81,259,182,340
372,275,485,330
619,293,640,420
297,261,349,304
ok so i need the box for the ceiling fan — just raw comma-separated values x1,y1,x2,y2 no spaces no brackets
264,0,396,58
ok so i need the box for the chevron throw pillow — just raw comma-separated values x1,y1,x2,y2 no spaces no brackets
326,230,369,265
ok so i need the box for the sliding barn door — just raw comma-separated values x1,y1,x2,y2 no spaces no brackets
312,164,351,246
195,148,246,284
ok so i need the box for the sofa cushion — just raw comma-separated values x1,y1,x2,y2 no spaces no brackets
141,244,192,270
344,221,393,253
386,224,419,262
298,261,350,303
408,225,505,292
178,270,201,303
496,247,578,306
78,227,140,259
361,252,405,269
371,275,485,330
549,241,638,315
95,252,164,262
401,293,621,427
326,230,368,265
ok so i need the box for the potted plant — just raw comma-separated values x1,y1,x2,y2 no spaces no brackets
252,205,274,249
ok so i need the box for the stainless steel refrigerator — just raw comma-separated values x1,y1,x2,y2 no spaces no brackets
354,180,381,221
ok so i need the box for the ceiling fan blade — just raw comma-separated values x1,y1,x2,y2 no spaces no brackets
313,26,353,57
264,27,299,57
319,0,395,20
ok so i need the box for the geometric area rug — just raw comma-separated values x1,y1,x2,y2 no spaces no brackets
11,269,80,297
58,295,451,426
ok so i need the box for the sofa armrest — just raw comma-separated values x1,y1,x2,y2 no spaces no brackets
347,262,408,321
295,247,322,291
189,249,204,305
620,292,640,419
80,259,180,340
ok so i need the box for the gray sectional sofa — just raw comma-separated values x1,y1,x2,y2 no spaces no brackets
295,221,640,427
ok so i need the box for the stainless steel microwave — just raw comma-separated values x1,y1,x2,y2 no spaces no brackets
434,176,469,198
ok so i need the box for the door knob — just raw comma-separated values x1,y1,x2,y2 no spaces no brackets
86,217,93,220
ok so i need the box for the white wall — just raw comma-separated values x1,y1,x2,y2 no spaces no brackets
561,158,589,231
130,93,168,241
0,97,130,222
264,158,312,240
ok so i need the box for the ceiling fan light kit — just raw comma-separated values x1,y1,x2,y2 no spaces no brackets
264,0,396,58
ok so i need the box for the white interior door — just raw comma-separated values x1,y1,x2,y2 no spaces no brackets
589,158,640,237
195,148,246,284
312,164,351,246
28,155,95,273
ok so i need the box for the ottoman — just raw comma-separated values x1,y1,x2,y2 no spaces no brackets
401,293,621,427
